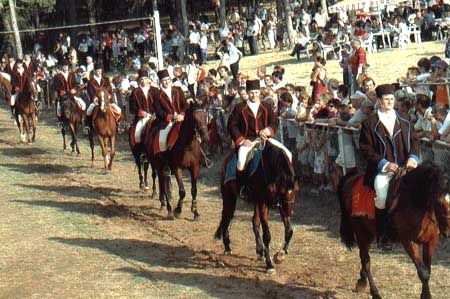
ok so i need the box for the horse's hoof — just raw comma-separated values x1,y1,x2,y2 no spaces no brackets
159,204,166,212
193,212,200,222
273,251,285,264
174,207,182,218
256,254,264,261
224,250,232,256
167,212,175,220
139,183,144,190
266,267,276,275
143,184,150,191
355,279,367,292
150,192,156,200
371,294,382,299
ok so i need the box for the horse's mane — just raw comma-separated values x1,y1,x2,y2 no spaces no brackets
171,104,200,152
399,161,448,210
263,142,296,190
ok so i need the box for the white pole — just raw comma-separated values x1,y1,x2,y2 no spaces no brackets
9,0,23,58
153,7,164,70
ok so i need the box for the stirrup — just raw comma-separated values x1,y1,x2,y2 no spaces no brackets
57,121,64,129
239,185,249,201
83,126,90,135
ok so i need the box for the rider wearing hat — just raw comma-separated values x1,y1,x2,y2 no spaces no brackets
10,59,27,117
129,69,158,147
359,83,419,248
54,60,82,125
152,69,188,173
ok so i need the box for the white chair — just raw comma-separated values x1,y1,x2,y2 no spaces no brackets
319,41,336,60
361,34,376,53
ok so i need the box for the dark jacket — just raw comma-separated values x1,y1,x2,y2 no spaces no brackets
359,111,419,188
153,86,187,128
130,86,157,123
227,101,277,146
54,72,78,96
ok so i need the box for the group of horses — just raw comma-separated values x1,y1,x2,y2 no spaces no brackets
1,74,450,298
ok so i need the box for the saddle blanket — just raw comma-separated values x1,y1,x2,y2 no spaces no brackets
135,115,152,144
0,72,11,82
351,176,376,220
158,122,174,153
224,149,262,184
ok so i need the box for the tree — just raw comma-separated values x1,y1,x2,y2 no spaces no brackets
9,0,23,58
179,0,188,36
284,0,295,49
219,0,226,28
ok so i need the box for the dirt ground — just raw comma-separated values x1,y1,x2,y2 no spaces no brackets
0,42,449,299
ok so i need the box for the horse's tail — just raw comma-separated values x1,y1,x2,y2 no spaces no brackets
215,160,235,240
338,174,356,250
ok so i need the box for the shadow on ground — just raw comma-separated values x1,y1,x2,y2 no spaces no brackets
1,162,81,174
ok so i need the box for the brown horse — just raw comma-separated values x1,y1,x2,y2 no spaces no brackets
145,103,209,220
60,94,84,155
89,88,118,170
0,73,11,104
339,162,450,299
215,141,299,273
15,76,38,144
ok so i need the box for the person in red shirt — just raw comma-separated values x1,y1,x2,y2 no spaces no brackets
350,39,367,94
102,33,113,72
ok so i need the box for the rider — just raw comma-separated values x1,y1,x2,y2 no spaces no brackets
10,60,27,117
227,79,281,197
359,83,419,248
129,69,157,147
22,54,36,79
152,69,188,174
85,63,118,132
5,55,17,76
54,60,86,126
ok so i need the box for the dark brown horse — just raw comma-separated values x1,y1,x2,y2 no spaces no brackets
0,73,11,104
145,103,209,220
89,88,118,170
215,141,299,273
339,162,450,299
129,118,157,197
60,94,84,155
15,76,38,144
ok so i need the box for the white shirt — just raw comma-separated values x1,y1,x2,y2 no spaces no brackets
94,75,102,86
189,31,200,44
314,12,327,28
378,109,397,137
200,34,208,50
414,106,433,131
162,87,172,102
247,100,260,118
140,85,149,98
438,110,450,136
228,44,242,65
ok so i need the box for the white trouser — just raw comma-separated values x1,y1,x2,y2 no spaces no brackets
10,94,17,106
374,172,394,209
86,103,97,116
57,101,62,117
135,115,151,144
158,122,174,152
237,143,255,171
73,96,86,111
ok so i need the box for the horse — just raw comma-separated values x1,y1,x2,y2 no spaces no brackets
14,76,38,144
129,119,158,198
215,141,299,273
338,162,450,299
60,94,84,155
88,88,118,170
145,103,209,221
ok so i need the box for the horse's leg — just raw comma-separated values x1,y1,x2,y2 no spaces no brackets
357,236,381,299
143,161,150,190
74,123,80,155
61,126,67,150
31,112,36,143
164,173,174,220
273,205,294,264
403,241,432,299
23,114,31,143
215,181,237,255
150,162,157,199
137,154,144,190
190,165,200,221
252,204,264,260
69,123,76,154
98,137,108,170
108,135,116,170
157,171,166,210
89,130,95,167
259,203,275,273
174,168,186,218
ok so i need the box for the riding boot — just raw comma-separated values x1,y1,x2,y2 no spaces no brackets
10,106,15,118
83,115,92,135
237,170,249,201
161,151,171,176
375,208,393,251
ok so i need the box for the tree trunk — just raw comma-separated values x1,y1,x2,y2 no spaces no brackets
8,0,23,58
0,8,15,55
179,0,189,37
284,0,295,49
276,0,283,20
219,0,226,28
87,0,97,34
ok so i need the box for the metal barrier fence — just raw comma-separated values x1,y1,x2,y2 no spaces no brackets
277,118,450,177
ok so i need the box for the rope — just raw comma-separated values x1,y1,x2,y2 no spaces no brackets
0,16,154,35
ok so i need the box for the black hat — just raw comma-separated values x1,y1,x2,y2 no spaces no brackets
138,69,148,79
94,63,102,70
157,69,170,81
246,79,260,92
375,84,395,99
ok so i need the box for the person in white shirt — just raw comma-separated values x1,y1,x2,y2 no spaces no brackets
199,30,208,65
301,9,312,37
225,38,242,79
314,8,328,30
188,25,201,59
85,56,94,75
414,94,433,139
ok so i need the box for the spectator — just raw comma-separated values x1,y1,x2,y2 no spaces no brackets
414,94,433,139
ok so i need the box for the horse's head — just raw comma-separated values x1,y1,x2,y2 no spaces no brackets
97,89,111,113
191,102,210,144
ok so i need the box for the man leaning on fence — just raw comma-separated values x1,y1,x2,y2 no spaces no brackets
359,84,419,250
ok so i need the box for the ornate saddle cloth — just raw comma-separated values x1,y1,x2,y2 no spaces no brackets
151,121,182,154
224,149,262,184
351,176,376,220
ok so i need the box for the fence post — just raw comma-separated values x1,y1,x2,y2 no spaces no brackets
338,127,346,176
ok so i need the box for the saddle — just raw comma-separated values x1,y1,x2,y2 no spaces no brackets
351,168,406,220
151,121,182,154
224,141,264,185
